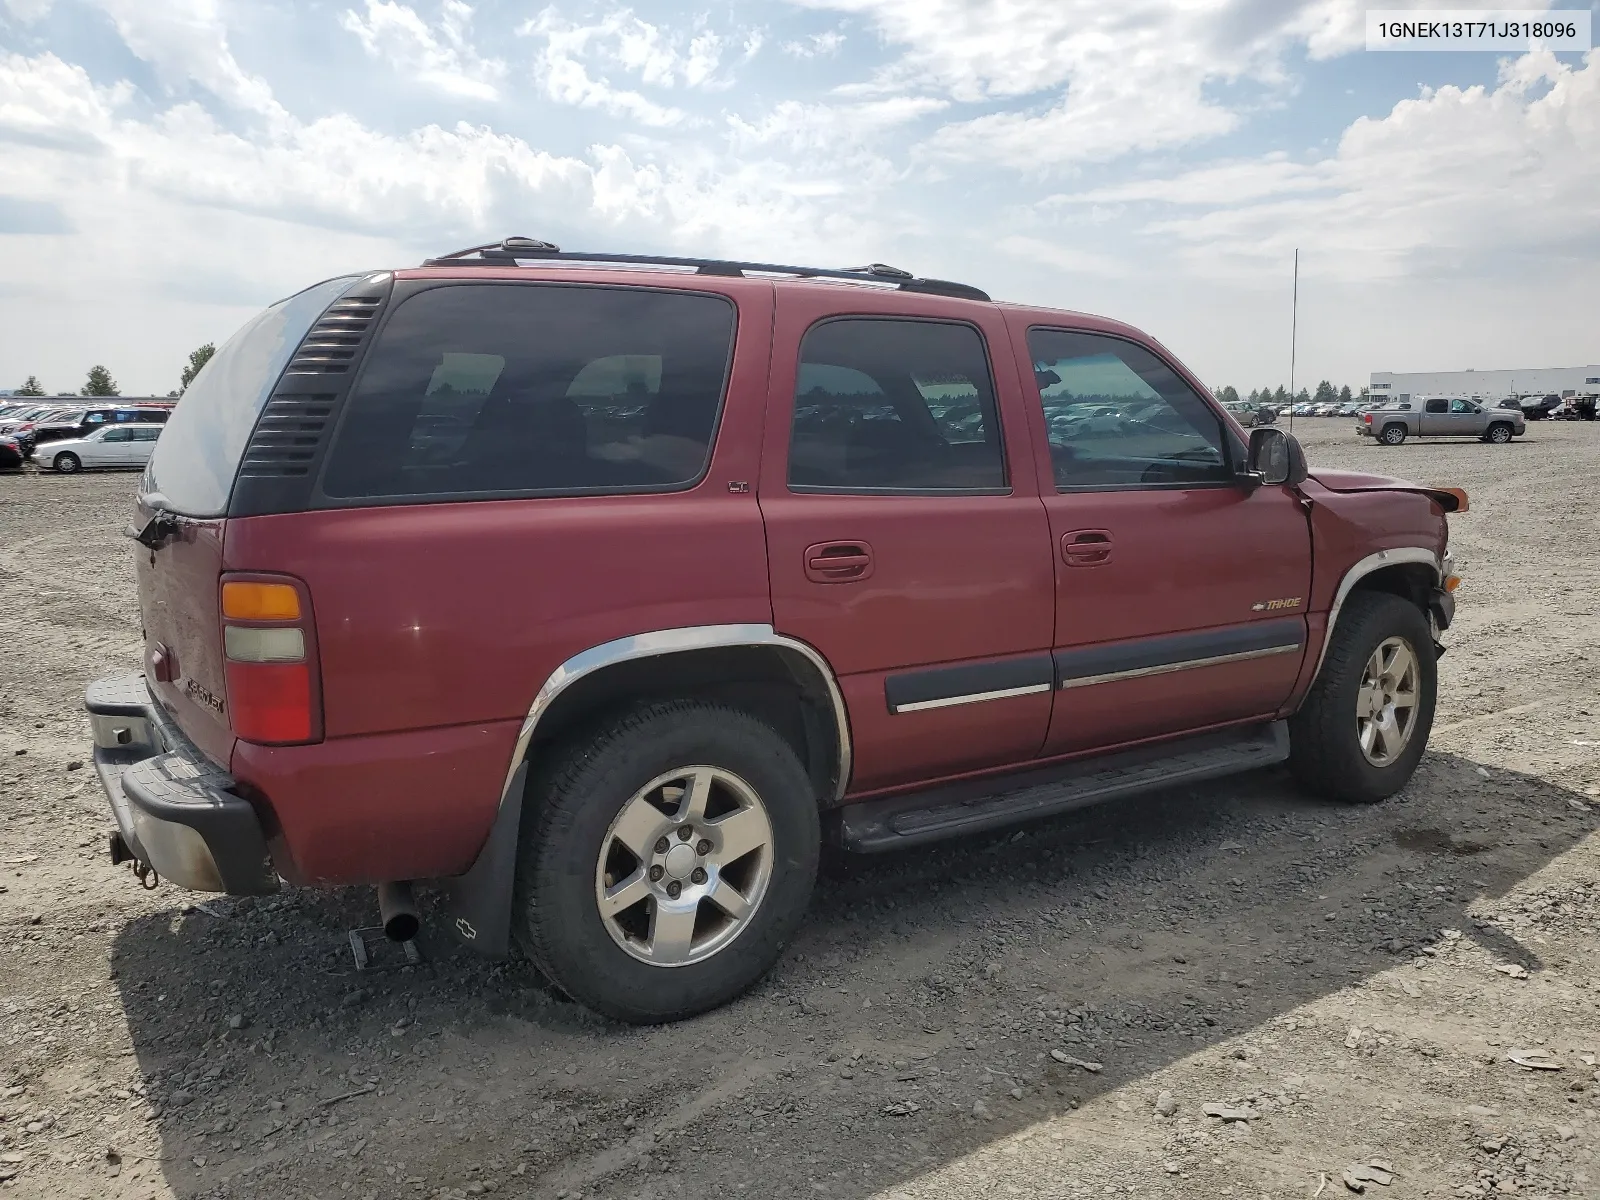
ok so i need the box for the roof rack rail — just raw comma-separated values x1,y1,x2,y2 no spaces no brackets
421,238,990,302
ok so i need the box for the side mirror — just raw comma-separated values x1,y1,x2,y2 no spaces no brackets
1246,426,1308,487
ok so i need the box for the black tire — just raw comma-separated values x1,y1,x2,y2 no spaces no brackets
1485,423,1513,444
1377,424,1407,446
1289,591,1436,804
513,700,821,1023
53,452,81,473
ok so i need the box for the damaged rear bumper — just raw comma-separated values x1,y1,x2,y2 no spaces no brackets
85,672,278,895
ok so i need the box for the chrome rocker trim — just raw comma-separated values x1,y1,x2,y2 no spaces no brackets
1057,643,1301,689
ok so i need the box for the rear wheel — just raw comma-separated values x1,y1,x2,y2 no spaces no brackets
513,700,820,1023
1378,424,1407,446
53,452,81,473
1289,592,1436,804
1485,422,1513,444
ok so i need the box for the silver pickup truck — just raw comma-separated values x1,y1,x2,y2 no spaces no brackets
1358,397,1524,445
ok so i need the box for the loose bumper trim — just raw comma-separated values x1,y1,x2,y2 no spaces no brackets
85,673,278,895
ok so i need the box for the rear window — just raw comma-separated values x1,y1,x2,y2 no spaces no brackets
143,275,361,515
320,284,735,500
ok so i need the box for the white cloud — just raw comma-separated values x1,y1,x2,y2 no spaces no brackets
2,0,57,21
88,0,285,118
782,30,845,59
727,94,946,154
1035,50,1600,284
340,1,506,102
796,0,1513,166
517,8,767,124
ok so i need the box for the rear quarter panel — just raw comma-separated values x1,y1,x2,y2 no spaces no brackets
224,277,777,882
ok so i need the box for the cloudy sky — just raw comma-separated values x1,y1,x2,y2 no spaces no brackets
1,0,1595,397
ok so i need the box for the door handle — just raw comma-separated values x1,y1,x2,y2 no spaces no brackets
1062,529,1113,566
805,541,874,583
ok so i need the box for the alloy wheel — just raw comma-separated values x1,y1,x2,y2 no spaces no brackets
594,765,774,967
1356,636,1420,767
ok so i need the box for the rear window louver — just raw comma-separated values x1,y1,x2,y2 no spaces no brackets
285,296,382,373
237,284,388,482
238,395,337,478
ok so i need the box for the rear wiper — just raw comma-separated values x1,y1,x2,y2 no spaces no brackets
126,493,184,550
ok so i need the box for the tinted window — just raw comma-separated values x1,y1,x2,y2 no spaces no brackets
321,284,734,499
1425,398,1448,414
788,319,1004,491
1026,330,1232,489
146,275,361,515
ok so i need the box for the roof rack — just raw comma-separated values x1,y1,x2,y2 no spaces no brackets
421,237,990,302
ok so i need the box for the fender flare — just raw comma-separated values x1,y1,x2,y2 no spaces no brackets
440,624,851,958
1308,547,1441,685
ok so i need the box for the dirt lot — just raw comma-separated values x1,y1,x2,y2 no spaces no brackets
2,420,1598,1200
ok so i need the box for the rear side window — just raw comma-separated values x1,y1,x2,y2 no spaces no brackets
320,284,735,500
145,275,361,515
787,318,1005,492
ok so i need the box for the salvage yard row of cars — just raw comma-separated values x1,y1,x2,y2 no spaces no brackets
0,401,171,471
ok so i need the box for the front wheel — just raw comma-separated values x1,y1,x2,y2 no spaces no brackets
52,452,81,473
513,700,821,1023
1378,424,1407,446
1485,423,1513,444
1289,592,1437,804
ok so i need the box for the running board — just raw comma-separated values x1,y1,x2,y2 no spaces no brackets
838,721,1289,852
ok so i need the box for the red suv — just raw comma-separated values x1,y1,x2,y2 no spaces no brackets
88,239,1465,1022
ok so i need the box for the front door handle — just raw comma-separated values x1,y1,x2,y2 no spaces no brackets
1062,529,1113,566
805,541,875,583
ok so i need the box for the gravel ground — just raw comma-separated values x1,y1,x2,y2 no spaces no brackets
2,420,1598,1200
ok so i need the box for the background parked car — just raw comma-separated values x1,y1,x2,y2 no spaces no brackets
32,404,170,452
38,423,163,473
1359,397,1522,444
13,406,85,457
1519,394,1564,420
0,434,22,470
0,404,60,435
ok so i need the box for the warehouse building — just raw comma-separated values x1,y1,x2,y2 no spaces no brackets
1368,365,1600,403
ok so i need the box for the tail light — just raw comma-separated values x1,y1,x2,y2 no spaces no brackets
220,575,322,745
1363,412,1373,423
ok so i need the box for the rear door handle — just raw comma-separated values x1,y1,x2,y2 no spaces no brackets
805,541,875,583
1062,529,1113,566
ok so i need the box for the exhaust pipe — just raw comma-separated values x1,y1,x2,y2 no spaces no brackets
377,881,420,943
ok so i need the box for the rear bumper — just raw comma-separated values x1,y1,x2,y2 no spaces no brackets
85,673,278,895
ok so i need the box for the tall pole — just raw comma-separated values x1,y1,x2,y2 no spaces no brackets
1289,248,1299,433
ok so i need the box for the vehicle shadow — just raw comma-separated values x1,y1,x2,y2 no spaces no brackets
107,749,1596,1199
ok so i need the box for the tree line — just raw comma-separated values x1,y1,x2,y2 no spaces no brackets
9,344,216,401
1211,380,1358,408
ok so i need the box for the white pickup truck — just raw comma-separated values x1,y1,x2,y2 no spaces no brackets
1358,397,1524,446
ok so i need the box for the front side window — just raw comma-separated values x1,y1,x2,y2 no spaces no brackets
1026,329,1231,489
1449,399,1476,413
787,318,1005,492
321,284,735,500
